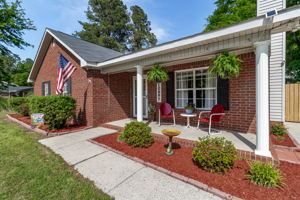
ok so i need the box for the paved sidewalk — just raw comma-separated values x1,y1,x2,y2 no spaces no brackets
39,127,222,200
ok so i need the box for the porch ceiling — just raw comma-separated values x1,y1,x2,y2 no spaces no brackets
95,5,300,74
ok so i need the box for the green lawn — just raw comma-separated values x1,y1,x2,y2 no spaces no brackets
0,112,112,200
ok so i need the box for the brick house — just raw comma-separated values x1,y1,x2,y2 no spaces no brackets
28,5,300,157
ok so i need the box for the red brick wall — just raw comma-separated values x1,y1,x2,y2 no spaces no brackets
128,52,256,133
90,71,132,126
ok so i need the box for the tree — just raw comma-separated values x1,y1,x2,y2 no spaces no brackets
129,5,157,52
204,0,256,32
10,58,33,86
0,0,35,55
286,0,300,83
75,0,131,52
0,54,20,85
0,0,35,89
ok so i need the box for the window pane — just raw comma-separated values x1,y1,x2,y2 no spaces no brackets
195,69,216,89
176,71,193,89
196,90,216,109
176,90,193,107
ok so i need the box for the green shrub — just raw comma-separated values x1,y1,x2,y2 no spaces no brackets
271,124,287,136
247,161,283,188
119,121,154,147
192,137,238,173
27,95,76,130
0,97,8,111
27,96,48,114
8,97,30,116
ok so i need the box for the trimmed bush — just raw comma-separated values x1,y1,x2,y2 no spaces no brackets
27,95,76,130
247,161,283,188
0,97,8,111
192,137,238,173
271,124,287,136
8,97,30,116
119,121,154,147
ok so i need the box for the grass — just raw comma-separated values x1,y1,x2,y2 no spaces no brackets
0,112,112,200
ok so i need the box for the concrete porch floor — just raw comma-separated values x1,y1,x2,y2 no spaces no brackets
107,118,257,152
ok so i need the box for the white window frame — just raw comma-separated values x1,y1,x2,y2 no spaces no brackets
156,82,162,103
174,67,217,110
42,81,50,96
63,78,71,95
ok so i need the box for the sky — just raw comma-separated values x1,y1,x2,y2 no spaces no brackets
10,0,216,60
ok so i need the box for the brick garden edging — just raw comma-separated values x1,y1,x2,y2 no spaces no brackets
88,137,243,200
6,114,92,136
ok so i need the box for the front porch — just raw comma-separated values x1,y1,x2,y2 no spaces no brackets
107,118,256,152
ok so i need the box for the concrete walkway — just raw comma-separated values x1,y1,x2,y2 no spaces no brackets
39,127,222,200
285,122,300,146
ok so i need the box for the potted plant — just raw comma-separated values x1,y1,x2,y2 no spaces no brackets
147,64,169,83
208,51,242,79
184,102,195,114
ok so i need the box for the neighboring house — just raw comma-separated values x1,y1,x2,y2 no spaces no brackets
0,82,33,97
28,5,300,157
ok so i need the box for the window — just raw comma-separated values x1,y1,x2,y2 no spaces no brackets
42,81,51,96
63,78,72,95
175,68,217,109
157,82,162,103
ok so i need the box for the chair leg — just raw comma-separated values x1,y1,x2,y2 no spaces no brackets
197,120,200,129
208,120,212,136
159,115,161,126
173,115,176,125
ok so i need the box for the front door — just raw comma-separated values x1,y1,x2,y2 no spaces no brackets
133,76,148,118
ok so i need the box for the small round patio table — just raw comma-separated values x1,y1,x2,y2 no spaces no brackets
162,129,181,155
180,113,197,128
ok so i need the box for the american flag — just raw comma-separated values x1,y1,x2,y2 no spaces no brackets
55,54,76,94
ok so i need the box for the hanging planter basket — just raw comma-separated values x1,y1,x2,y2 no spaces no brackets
147,64,169,83
208,51,242,79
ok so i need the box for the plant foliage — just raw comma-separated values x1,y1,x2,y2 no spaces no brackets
8,97,29,116
270,124,288,136
9,96,76,130
129,5,157,51
0,97,8,111
75,0,157,52
192,137,238,173
204,0,256,32
147,65,169,83
0,0,36,55
247,161,283,188
28,96,76,130
209,52,242,79
119,121,154,148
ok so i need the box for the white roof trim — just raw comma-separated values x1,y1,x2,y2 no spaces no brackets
96,5,300,69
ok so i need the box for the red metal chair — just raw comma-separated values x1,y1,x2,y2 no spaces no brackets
158,103,176,126
197,104,225,135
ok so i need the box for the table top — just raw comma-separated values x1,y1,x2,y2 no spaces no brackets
180,113,197,117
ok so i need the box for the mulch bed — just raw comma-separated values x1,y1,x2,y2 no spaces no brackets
93,133,300,200
270,134,297,147
9,114,87,133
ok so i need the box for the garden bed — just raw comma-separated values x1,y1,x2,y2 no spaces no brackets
8,114,87,134
92,133,300,200
270,134,297,147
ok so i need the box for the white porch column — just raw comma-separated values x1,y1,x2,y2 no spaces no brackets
136,65,143,122
254,41,272,157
